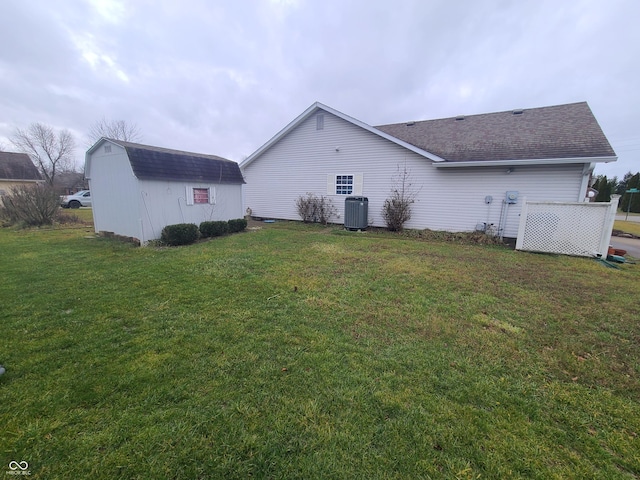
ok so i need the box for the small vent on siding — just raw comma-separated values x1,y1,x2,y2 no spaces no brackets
316,114,324,130
104,145,112,153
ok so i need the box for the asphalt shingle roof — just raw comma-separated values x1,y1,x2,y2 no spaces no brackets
376,102,616,162
0,151,42,180
108,140,245,184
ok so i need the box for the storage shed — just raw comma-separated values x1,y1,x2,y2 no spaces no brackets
85,138,244,244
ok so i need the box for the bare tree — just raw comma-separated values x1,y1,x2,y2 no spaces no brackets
88,117,142,145
381,162,420,232
11,123,76,186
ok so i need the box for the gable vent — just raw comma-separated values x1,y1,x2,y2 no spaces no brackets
104,145,112,153
512,109,524,115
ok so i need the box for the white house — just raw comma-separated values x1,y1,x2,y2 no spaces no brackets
240,102,616,238
85,139,245,244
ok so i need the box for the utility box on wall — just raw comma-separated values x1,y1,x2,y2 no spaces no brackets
344,197,368,230
506,191,519,204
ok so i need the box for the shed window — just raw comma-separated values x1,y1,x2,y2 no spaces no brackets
193,188,209,204
186,186,215,205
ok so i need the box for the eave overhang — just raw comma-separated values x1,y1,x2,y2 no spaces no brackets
432,156,618,168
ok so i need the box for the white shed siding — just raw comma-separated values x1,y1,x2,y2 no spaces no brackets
242,111,587,238
86,144,141,240
87,141,244,243
138,180,243,241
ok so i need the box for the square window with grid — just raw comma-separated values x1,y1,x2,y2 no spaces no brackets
336,175,353,195
193,188,209,204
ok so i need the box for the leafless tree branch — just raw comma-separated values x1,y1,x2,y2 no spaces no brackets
88,117,142,145
10,123,76,185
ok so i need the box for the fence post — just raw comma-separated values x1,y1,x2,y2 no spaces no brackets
515,197,528,251
598,196,620,257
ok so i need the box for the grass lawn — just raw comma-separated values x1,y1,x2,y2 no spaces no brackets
1,221,639,479
615,220,640,238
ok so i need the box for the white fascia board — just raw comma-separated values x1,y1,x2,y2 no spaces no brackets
316,103,446,163
432,156,618,168
240,103,320,169
0,178,41,183
239,102,445,169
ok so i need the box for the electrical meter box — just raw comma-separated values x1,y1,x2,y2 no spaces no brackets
505,191,519,204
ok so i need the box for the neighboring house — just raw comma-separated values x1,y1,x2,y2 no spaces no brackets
54,171,88,195
0,151,43,196
240,102,616,238
85,138,245,244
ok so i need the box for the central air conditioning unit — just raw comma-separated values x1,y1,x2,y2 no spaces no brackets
344,197,368,230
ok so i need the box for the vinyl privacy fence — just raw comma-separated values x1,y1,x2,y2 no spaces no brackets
515,197,619,258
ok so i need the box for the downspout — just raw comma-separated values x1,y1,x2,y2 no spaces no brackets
579,163,595,201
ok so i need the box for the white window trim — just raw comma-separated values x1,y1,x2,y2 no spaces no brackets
327,174,363,196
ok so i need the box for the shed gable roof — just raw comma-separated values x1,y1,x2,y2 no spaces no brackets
97,139,244,184
376,102,616,162
0,151,42,181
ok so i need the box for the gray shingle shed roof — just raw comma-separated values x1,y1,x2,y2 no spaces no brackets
0,151,42,180
107,139,245,184
376,102,616,162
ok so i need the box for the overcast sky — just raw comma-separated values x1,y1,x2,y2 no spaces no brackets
1,0,638,179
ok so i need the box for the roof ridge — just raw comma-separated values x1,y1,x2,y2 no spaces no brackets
377,101,591,128
104,138,235,163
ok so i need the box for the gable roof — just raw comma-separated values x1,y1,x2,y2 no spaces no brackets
241,101,616,170
376,102,616,165
0,151,42,181
239,102,446,169
89,139,245,184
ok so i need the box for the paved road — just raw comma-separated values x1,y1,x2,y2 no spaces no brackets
616,214,640,223
612,214,640,258
609,236,640,258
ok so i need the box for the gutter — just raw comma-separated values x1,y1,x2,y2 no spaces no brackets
432,156,618,168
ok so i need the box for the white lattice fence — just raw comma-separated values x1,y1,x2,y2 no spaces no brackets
516,198,619,257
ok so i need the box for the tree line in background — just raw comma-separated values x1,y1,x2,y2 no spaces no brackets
593,172,640,213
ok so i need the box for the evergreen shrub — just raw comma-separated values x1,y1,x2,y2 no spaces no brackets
227,218,248,233
199,221,229,238
160,223,199,246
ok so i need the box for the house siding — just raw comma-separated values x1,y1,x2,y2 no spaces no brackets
0,179,41,196
242,110,586,238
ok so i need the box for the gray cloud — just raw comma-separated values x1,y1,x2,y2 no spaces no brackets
1,0,638,178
